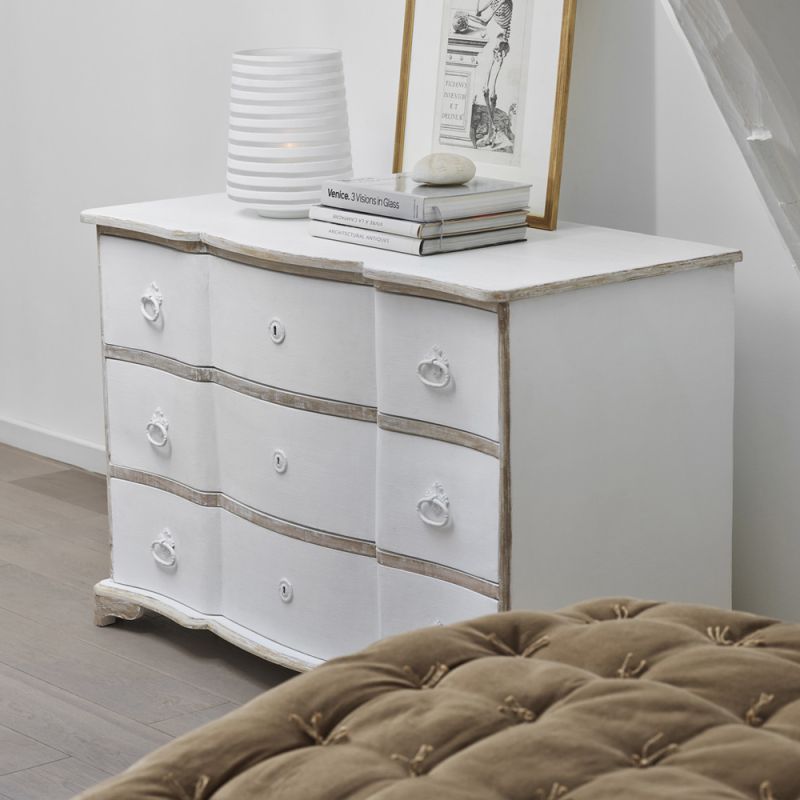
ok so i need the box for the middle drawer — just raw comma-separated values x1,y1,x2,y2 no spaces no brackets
106,358,376,540
377,429,500,581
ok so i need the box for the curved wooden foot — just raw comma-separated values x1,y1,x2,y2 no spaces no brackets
94,588,145,627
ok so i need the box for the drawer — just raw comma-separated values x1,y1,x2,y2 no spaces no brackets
378,566,497,638
217,385,375,540
222,514,378,660
209,255,376,406
375,293,499,440
106,359,217,491
109,479,222,614
100,236,211,366
106,359,376,539
377,430,500,580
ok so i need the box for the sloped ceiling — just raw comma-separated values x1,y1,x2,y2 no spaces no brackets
665,0,800,268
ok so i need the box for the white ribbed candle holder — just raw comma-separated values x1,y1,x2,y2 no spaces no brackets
226,48,353,219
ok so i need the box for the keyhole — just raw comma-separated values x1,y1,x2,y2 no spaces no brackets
279,579,293,603
269,318,285,344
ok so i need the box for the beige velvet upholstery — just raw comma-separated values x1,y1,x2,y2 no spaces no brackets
78,598,800,799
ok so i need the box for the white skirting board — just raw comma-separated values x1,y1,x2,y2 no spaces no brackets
0,414,106,475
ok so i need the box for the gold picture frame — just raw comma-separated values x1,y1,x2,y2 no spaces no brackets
393,0,577,230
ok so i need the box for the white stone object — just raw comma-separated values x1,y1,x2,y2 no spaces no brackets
82,193,740,671
411,153,477,185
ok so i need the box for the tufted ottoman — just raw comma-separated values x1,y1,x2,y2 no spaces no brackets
78,598,800,799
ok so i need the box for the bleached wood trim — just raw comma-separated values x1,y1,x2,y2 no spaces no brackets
204,243,370,286
367,252,744,305
372,280,501,313
376,550,501,600
97,226,205,253
104,345,378,423
378,413,500,458
93,580,322,672
108,466,377,558
94,593,144,627
97,225,368,285
498,303,512,611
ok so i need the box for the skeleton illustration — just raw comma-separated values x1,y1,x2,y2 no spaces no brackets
474,0,513,145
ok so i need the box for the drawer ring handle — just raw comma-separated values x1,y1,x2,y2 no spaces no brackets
417,482,450,528
146,408,170,448
417,347,451,389
140,282,163,323
151,529,177,568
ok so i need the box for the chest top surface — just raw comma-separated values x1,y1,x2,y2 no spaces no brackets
82,193,742,303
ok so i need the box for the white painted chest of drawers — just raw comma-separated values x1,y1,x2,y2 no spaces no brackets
82,194,741,671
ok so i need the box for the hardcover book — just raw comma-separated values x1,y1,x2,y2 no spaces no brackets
309,219,527,256
309,206,529,239
321,174,531,222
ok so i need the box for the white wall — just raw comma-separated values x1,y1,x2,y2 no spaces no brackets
0,0,403,471
561,0,800,620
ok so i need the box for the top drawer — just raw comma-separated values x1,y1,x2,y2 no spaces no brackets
100,235,211,367
100,236,376,406
375,293,499,441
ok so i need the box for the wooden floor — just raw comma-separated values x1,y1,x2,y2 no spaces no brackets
0,443,293,799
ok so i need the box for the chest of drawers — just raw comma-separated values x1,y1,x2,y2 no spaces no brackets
83,194,741,670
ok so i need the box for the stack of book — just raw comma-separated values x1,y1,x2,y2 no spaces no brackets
309,174,530,256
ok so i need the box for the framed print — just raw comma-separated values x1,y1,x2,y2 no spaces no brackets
394,0,576,229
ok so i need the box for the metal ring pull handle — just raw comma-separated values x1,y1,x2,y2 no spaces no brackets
140,282,163,322
151,529,177,568
417,346,451,389
416,482,451,528
146,408,170,448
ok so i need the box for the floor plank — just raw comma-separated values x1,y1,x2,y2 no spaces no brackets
0,757,111,800
0,522,108,590
0,606,230,725
150,702,241,737
0,663,171,774
0,564,289,705
0,482,99,532
12,469,108,515
0,726,65,777
0,445,65,484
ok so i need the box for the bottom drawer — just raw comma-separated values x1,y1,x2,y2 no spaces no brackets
110,479,222,614
378,565,498,639
223,515,378,661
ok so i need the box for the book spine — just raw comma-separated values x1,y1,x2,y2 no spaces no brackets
309,206,423,237
309,221,423,255
321,180,420,221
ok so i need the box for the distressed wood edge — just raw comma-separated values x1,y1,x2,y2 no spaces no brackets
368,253,743,305
97,225,206,253
104,345,378,423
94,590,144,627
506,253,745,300
497,303,512,611
98,221,741,307
96,225,367,285
108,467,377,558
372,280,500,312
94,581,320,672
377,550,500,600
378,413,500,458
204,242,370,286
96,232,115,580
